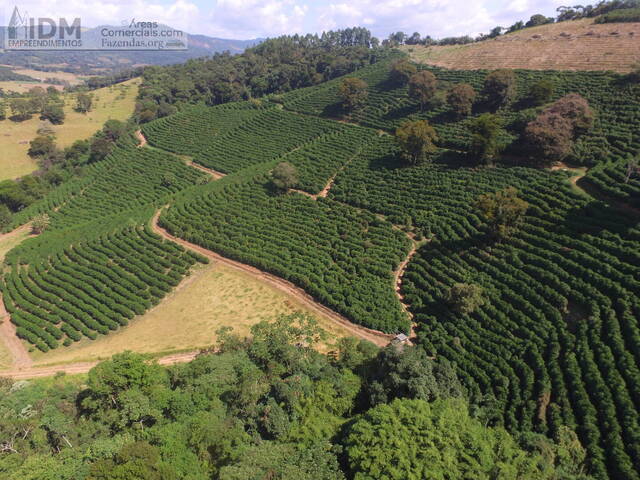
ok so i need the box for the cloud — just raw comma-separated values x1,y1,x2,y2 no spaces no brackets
205,0,308,38
1,0,563,39
2,0,201,33
314,0,562,38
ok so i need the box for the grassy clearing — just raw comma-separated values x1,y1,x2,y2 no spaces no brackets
0,78,140,181
0,340,12,370
0,81,63,94
0,227,31,263
32,262,353,366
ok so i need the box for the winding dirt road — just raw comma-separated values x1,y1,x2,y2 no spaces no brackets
188,161,227,180
0,132,392,379
151,208,393,347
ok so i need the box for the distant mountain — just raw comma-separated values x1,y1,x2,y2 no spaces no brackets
0,26,262,75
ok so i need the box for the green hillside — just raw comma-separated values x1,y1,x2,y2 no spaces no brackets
1,45,639,479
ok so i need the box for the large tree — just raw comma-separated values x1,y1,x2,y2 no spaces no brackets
389,59,417,86
522,113,574,165
446,283,485,314
476,187,529,239
75,92,93,113
41,103,65,125
408,71,438,110
528,79,555,106
522,94,594,165
395,120,438,165
468,113,505,165
482,69,517,109
446,83,476,118
271,162,299,191
338,77,368,112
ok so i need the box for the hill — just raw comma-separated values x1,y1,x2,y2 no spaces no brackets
404,18,640,72
0,27,261,75
0,38,639,479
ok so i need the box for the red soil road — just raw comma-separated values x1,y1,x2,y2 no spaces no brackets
151,208,393,347
0,224,37,369
135,129,147,147
188,161,227,180
0,302,33,369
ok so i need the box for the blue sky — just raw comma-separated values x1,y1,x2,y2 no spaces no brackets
4,0,562,39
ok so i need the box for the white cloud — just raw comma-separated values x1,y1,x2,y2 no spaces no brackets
316,0,496,38
1,0,201,33
1,0,563,40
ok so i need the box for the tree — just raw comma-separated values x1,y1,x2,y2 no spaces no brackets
89,441,167,480
522,113,574,165
528,79,555,106
476,187,529,239
219,442,344,480
31,214,50,234
482,69,517,109
408,71,438,110
28,136,56,158
522,94,594,165
468,113,505,165
343,398,567,480
102,120,127,142
41,103,65,125
545,93,594,136
0,101,6,120
338,78,368,112
0,204,11,230
446,283,485,314
28,86,48,113
271,162,299,191
395,120,438,165
89,137,114,163
447,83,476,118
389,60,417,86
75,92,93,113
363,345,463,407
9,98,32,120
526,14,554,27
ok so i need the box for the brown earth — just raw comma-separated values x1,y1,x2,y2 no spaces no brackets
405,18,640,72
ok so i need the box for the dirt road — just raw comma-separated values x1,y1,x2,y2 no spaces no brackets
151,208,393,347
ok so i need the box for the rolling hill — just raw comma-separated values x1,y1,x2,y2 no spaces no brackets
404,18,640,72
0,26,261,74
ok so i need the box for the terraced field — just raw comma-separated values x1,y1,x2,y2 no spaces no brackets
281,55,640,166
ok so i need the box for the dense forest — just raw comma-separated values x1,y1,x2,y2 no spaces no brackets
0,316,592,479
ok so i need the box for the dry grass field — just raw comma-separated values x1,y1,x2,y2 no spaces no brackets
0,78,139,181
31,262,353,366
0,66,87,94
0,342,12,370
404,18,640,72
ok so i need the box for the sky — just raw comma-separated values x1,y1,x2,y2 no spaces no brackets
1,0,563,40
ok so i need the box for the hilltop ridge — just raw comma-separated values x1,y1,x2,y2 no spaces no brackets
404,18,640,72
